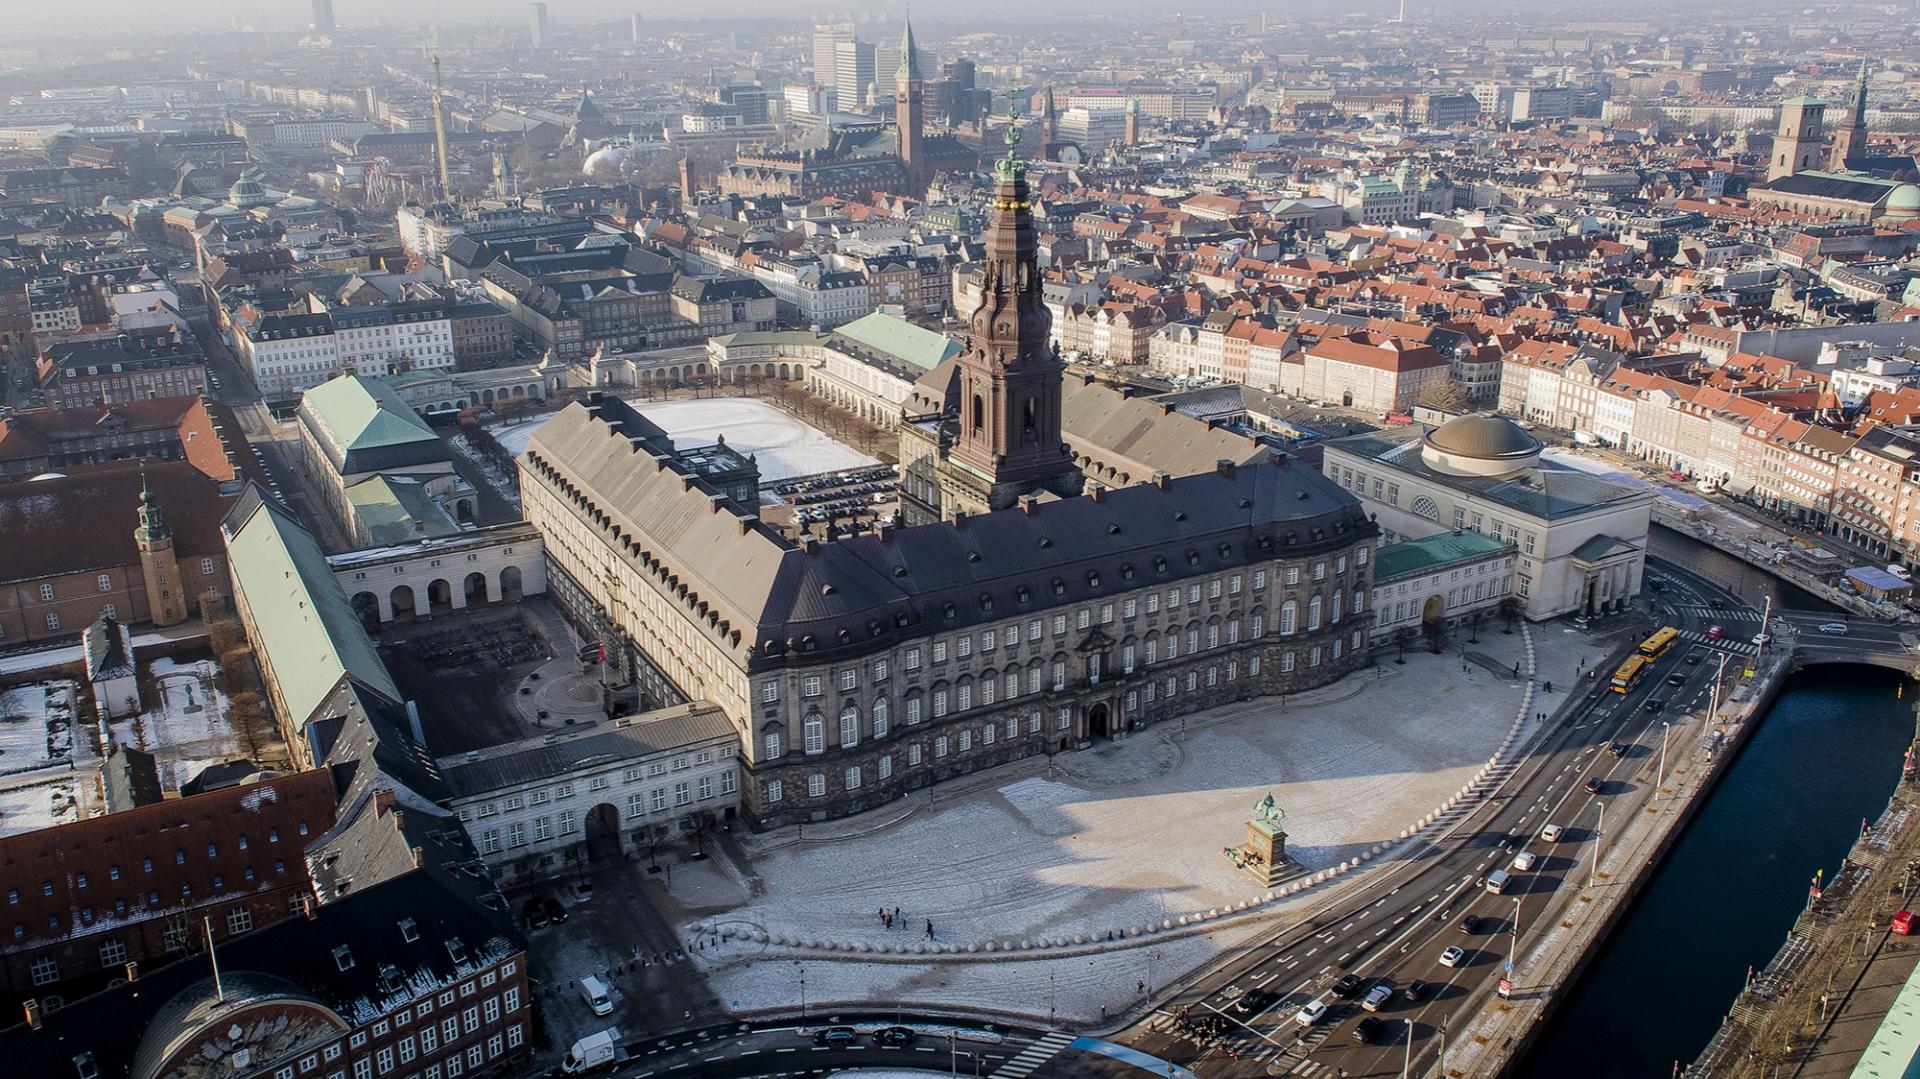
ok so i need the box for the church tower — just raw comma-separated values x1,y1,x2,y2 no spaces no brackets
1040,86,1058,159
1831,60,1870,171
894,19,925,188
133,477,189,627
936,126,1082,517
1769,97,1826,182
1124,98,1140,147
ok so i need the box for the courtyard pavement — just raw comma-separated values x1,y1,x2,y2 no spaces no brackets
491,397,879,483
623,617,1635,1026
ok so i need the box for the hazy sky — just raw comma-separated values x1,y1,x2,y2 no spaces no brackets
20,0,942,34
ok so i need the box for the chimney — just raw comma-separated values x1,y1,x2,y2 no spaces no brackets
23,1000,40,1031
1152,470,1172,490
1161,402,1177,415
1019,494,1041,515
801,536,821,554
1217,458,1236,477
374,788,396,815
411,846,424,868
124,960,138,982
301,896,317,920
951,508,968,527
873,521,896,542
1088,483,1106,502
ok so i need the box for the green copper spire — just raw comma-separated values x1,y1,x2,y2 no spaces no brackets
897,18,922,81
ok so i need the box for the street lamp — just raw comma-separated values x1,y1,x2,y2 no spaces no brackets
1589,800,1604,890
795,961,806,1020
1403,1019,1414,1077
1510,896,1523,976
1657,720,1671,795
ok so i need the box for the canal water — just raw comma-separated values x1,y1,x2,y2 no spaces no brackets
1517,666,1914,1077
1647,525,1841,613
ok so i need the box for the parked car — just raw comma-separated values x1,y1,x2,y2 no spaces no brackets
1332,973,1364,998
521,900,549,930
572,880,595,904
1439,946,1467,968
543,895,568,924
814,1026,859,1047
1233,988,1279,1016
873,1027,916,1047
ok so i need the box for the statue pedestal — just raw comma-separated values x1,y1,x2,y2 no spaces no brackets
1232,818,1308,888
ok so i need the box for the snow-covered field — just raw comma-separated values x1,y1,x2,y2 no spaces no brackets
117,657,241,792
492,398,877,483
0,681,75,778
682,628,1558,1021
0,777,79,838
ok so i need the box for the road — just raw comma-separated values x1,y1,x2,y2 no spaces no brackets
1103,558,1767,1079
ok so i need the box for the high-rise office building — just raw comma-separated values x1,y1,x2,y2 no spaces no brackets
310,0,335,36
530,2,551,49
630,13,642,44
812,22,856,107
833,39,877,115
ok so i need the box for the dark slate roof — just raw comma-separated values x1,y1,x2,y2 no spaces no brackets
525,396,1374,673
101,743,162,811
1760,172,1897,205
0,870,522,1079
1326,428,1654,521
83,615,134,681
439,702,736,798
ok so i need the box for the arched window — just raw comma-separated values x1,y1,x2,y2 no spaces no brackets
1024,398,1036,432
1307,596,1323,631
838,705,859,749
1410,496,1441,521
802,713,824,755
1279,600,1297,635
972,393,985,432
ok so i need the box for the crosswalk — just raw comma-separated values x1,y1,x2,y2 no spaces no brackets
1286,1057,1342,1077
1667,603,1764,624
991,1030,1075,1078
1675,628,1757,656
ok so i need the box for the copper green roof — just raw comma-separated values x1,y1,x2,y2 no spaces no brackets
224,490,400,732
830,311,960,371
1373,530,1513,581
302,375,440,454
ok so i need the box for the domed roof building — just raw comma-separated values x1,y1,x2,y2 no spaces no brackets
1322,414,1653,621
1420,414,1542,477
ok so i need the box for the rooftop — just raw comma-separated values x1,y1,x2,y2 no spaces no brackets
1374,530,1515,581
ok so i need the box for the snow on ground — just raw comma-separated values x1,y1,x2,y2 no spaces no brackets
451,433,521,511
0,629,188,679
0,681,75,777
0,776,79,839
491,398,877,483
116,657,241,792
683,628,1561,1021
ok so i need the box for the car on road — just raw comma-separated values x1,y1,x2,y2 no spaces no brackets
572,880,594,904
1585,777,1606,794
1705,625,1724,641
1666,673,1685,686
1353,1017,1383,1044
1645,699,1665,713
873,1027,916,1047
814,1027,859,1047
1294,997,1329,1026
543,896,569,924
1362,981,1396,1012
1332,973,1364,998
1511,851,1538,871
1610,741,1631,757
1233,988,1279,1016
1540,824,1564,842
1404,980,1432,1003
1459,913,1481,933
1439,946,1467,968
1817,623,1850,635
1752,632,1771,646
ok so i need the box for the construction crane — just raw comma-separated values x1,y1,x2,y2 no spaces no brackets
431,53,452,202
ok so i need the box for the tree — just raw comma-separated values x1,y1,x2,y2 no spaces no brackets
1423,616,1447,654
1468,609,1484,644
1416,377,1474,416
1499,596,1523,634
1392,626,1418,664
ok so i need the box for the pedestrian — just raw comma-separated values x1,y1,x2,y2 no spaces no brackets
1138,979,1146,994
925,919,934,939
879,907,887,925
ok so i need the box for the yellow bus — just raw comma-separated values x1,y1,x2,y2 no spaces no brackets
1638,627,1680,659
1610,655,1651,693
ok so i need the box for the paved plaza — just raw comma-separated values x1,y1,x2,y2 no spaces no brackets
634,620,1620,1024
492,396,878,483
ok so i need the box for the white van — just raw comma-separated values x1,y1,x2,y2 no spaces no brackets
578,975,614,1016
1485,868,1511,894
